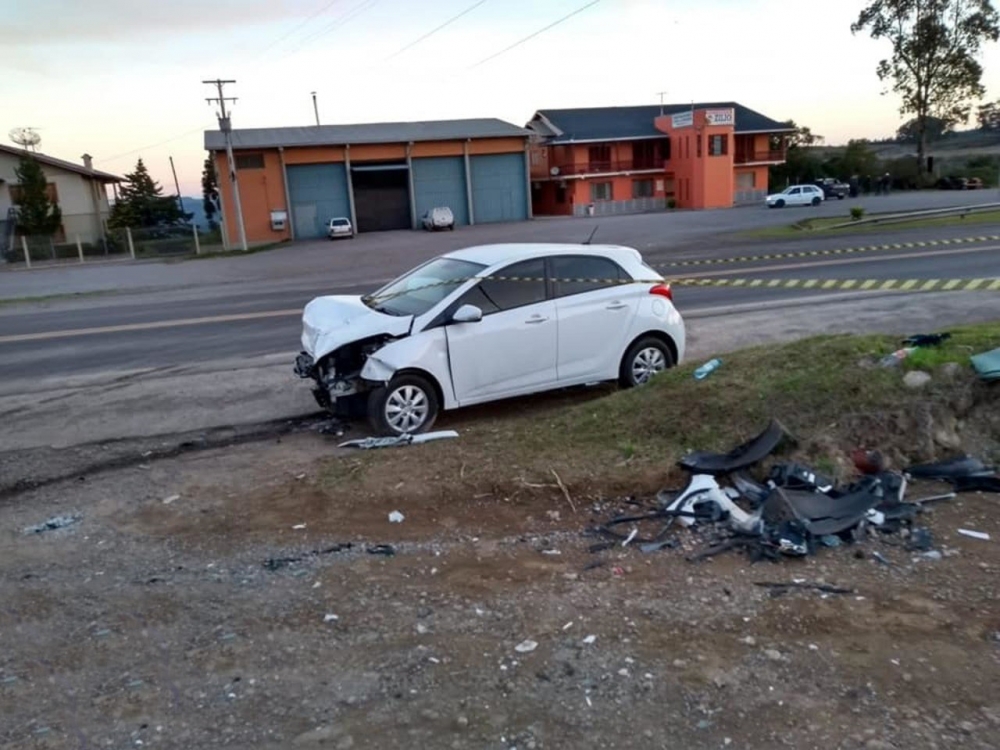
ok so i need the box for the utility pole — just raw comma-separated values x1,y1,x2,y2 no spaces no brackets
311,91,320,126
203,78,248,252
656,91,668,115
168,155,184,216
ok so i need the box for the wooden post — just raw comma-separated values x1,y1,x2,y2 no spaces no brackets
21,236,31,268
126,227,136,259
193,224,201,255
76,234,84,263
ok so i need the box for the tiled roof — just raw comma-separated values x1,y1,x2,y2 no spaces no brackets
0,144,121,182
531,102,794,143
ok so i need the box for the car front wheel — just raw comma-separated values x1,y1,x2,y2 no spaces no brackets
619,337,675,388
368,373,439,436
774,199,785,208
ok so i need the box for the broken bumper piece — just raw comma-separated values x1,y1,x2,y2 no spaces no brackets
294,352,315,379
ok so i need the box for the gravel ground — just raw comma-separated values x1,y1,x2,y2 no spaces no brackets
2,432,999,750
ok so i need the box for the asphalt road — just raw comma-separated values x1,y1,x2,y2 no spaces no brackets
2,225,998,381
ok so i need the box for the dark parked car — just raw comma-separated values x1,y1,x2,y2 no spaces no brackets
814,178,849,199
936,176,969,190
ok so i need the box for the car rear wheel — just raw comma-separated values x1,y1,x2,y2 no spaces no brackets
811,196,821,206
619,337,675,388
368,373,439,436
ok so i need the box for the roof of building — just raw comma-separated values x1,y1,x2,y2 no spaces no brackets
443,243,642,268
204,118,532,150
530,103,795,143
0,143,121,182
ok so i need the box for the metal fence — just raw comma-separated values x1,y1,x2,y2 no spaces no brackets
572,197,668,217
1,222,221,268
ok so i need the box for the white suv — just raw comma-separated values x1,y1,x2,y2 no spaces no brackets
294,243,686,435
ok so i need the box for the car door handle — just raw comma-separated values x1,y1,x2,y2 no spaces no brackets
605,302,628,310
525,315,549,324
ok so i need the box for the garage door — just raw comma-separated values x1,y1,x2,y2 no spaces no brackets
287,164,350,239
352,164,411,233
470,153,527,224
412,157,469,226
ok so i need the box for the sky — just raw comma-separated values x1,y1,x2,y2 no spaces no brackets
4,0,1000,196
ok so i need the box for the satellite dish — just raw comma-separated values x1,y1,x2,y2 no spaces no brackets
9,127,41,151
550,166,560,176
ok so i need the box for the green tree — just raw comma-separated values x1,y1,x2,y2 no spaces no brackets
201,156,220,230
977,99,1000,129
825,139,883,179
769,121,824,187
109,158,186,228
896,115,953,142
12,154,62,236
852,0,1000,176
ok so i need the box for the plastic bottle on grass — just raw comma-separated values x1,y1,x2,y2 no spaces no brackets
879,347,916,368
694,358,722,380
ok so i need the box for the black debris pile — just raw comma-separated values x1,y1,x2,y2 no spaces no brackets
907,455,1000,494
589,419,971,563
262,542,354,571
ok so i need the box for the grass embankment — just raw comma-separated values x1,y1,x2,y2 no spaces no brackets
741,208,1000,240
318,324,1000,507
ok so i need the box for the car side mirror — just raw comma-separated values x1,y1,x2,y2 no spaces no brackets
451,304,483,324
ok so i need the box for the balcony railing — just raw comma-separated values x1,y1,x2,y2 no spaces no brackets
549,159,664,177
734,150,786,164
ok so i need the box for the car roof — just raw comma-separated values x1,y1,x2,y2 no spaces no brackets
442,243,641,267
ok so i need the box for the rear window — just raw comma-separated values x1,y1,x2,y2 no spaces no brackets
331,219,349,226
549,255,628,298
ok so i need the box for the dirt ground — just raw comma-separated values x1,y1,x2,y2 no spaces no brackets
2,425,999,750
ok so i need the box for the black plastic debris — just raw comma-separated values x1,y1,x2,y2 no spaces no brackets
903,332,952,348
907,455,1000,494
906,528,934,552
262,542,353,571
366,544,396,557
754,581,854,597
24,515,81,535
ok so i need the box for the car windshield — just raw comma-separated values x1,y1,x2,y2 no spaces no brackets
364,257,486,317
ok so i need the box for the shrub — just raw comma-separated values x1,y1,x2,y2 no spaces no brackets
666,198,677,209
850,207,866,221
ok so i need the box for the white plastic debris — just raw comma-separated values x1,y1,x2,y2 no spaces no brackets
582,635,597,645
622,528,638,547
388,511,405,524
514,640,538,653
323,613,339,623
562,622,574,631
339,430,459,450
292,524,307,530
958,529,990,541
162,495,180,505
541,549,561,556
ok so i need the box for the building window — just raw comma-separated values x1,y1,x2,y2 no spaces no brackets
9,182,59,204
736,171,756,189
235,153,265,170
696,135,702,158
632,179,654,198
632,141,657,170
590,182,613,201
709,135,728,157
587,145,611,172
659,139,671,162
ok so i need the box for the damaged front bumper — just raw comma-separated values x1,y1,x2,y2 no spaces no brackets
294,350,365,412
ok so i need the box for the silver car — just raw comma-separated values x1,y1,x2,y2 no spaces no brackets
327,217,354,239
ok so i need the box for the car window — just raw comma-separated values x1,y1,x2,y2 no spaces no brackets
331,218,349,226
550,255,626,298
366,257,485,317
788,187,801,195
457,259,546,315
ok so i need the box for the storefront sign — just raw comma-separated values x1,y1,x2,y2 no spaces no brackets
705,109,735,126
671,111,693,129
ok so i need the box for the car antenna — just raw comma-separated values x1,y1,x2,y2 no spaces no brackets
583,225,599,245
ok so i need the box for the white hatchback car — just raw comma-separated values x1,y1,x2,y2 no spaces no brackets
295,243,686,435
327,217,354,239
765,184,825,208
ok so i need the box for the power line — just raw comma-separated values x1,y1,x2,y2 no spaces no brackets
254,0,348,58
278,0,379,61
96,127,206,164
469,0,602,69
384,0,489,61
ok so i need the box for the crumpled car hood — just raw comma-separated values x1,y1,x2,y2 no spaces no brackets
301,295,412,360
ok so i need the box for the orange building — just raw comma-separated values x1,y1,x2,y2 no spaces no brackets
204,118,532,245
526,102,794,216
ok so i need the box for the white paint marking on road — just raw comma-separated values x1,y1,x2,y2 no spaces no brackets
0,309,302,344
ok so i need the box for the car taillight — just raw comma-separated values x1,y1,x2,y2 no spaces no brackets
649,283,673,301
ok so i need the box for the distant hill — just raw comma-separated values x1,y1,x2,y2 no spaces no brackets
180,197,211,231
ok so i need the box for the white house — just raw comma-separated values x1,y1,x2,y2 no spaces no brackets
0,144,121,249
